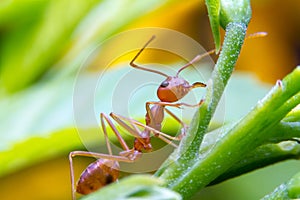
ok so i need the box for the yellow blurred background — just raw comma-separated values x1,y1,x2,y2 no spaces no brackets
127,0,300,83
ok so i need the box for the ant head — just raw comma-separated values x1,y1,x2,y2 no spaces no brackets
157,76,190,102
130,35,206,103
156,61,207,102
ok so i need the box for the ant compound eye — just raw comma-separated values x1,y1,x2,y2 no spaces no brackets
160,81,169,88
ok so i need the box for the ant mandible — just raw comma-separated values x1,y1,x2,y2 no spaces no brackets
69,35,214,200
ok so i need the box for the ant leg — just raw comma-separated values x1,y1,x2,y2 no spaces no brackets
145,100,203,133
164,108,189,138
110,112,179,147
144,101,205,139
164,108,187,128
106,112,151,149
144,102,181,141
146,99,205,109
69,151,135,163
69,151,77,200
100,113,131,152
101,113,145,160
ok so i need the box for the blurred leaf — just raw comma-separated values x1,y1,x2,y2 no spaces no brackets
0,76,81,176
0,0,47,25
0,62,270,178
0,128,80,177
80,175,181,200
225,72,270,121
0,0,99,94
0,0,178,94
50,0,180,79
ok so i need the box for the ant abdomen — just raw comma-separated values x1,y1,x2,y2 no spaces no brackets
76,159,119,195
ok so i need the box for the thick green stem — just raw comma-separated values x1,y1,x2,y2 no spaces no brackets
210,141,300,185
208,109,300,184
200,109,300,155
202,109,300,186
155,22,247,196
167,67,300,199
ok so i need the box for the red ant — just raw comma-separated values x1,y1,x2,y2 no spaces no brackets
69,32,267,199
69,35,213,200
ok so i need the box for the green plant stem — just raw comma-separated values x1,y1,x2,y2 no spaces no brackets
155,22,247,195
203,111,300,186
166,67,300,199
200,110,300,156
210,141,300,185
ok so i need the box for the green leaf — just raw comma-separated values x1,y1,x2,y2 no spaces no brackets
80,175,181,200
0,0,176,95
0,0,99,94
219,0,251,28
205,0,251,52
0,128,81,177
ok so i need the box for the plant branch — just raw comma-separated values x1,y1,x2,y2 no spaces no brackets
155,22,248,199
210,141,300,185
261,171,300,199
165,67,300,199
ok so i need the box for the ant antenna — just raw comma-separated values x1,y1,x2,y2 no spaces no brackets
176,31,267,77
176,49,215,77
246,32,268,39
130,35,168,77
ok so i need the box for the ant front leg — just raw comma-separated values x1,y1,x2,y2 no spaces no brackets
110,112,179,148
146,100,205,139
146,100,204,110
100,113,143,160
